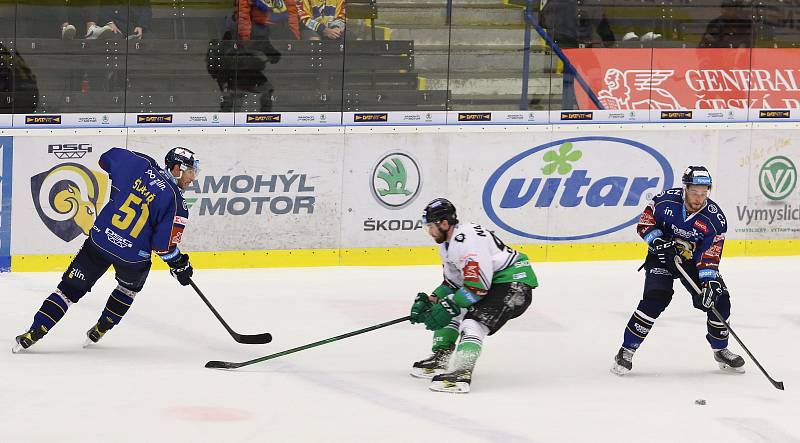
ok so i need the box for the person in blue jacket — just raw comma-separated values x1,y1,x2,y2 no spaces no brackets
13,147,198,352
611,166,745,375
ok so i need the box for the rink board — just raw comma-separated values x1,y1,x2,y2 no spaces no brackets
2,124,799,271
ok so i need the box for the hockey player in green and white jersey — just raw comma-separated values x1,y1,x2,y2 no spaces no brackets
409,198,538,393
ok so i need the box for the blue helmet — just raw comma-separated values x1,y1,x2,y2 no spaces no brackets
165,147,200,174
682,166,712,187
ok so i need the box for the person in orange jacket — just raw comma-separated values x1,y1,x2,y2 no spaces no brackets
237,0,299,40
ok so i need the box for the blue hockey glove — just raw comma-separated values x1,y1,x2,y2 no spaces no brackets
167,253,193,286
649,237,678,265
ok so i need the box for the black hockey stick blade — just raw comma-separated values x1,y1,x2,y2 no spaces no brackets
233,333,273,345
189,280,273,345
205,316,411,370
205,360,244,370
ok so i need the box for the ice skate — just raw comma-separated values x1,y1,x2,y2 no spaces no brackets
611,347,634,375
84,318,114,348
410,348,453,379
714,348,745,373
429,369,472,393
12,326,48,353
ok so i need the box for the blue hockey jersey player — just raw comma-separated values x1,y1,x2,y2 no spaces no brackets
13,147,199,353
611,166,745,375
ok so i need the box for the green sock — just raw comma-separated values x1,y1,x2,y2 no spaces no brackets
432,326,459,351
452,341,482,372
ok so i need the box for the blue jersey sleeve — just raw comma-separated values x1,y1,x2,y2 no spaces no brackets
151,192,189,258
98,147,128,174
637,189,681,244
99,148,128,201
695,201,728,281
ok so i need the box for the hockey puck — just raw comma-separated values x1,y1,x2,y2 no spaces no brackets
694,399,707,405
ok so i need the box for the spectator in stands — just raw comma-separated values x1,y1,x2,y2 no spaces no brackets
236,0,299,41
699,0,754,48
286,0,301,40
97,0,152,39
297,0,346,40
208,1,283,112
59,0,116,40
538,0,615,110
539,0,579,109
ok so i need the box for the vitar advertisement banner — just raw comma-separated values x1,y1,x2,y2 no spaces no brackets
565,48,800,112
127,132,344,251
11,135,125,255
446,129,745,243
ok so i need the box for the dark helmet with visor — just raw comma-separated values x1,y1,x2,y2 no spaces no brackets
422,198,458,225
682,166,712,188
165,147,200,174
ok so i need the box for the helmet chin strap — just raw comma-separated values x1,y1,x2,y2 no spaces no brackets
164,166,179,185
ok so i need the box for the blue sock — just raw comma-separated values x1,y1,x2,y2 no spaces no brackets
99,288,136,330
622,310,656,350
706,318,729,349
30,292,71,332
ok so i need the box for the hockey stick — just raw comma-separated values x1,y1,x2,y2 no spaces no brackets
205,316,410,369
189,279,273,345
673,256,784,390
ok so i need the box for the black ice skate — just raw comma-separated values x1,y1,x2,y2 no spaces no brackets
429,369,472,393
410,348,453,379
611,347,635,376
84,317,114,348
12,326,48,353
714,348,745,373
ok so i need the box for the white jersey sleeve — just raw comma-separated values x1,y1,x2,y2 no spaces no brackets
439,223,519,292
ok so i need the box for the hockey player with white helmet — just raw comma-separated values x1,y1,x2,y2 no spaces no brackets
611,166,745,375
409,198,538,393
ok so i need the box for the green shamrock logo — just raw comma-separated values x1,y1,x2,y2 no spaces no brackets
542,142,582,175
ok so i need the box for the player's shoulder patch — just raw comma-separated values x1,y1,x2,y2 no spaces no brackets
652,188,680,206
702,199,727,232
663,187,683,199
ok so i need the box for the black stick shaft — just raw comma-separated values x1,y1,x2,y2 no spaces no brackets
210,316,410,369
673,257,784,390
189,279,272,344
190,279,238,337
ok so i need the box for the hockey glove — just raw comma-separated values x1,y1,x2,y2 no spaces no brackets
701,280,725,309
167,253,193,286
421,298,461,331
410,293,433,324
649,237,678,265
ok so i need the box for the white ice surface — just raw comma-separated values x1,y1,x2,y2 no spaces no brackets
1,257,798,443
